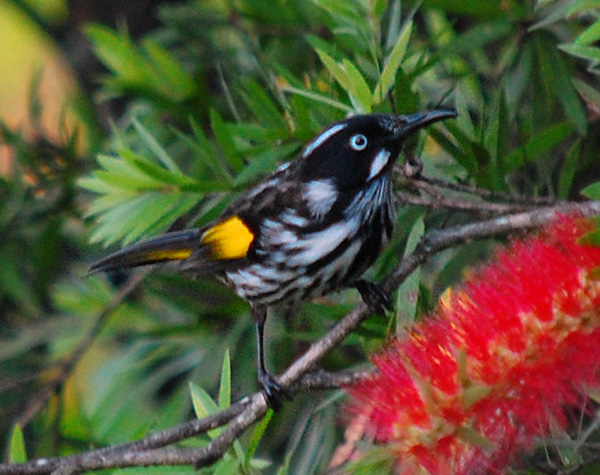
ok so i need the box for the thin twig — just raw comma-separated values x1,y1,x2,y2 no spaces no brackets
396,191,528,214
412,175,558,206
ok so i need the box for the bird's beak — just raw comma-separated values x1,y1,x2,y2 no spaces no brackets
395,109,457,139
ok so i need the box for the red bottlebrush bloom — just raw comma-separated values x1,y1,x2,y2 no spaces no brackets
344,216,600,474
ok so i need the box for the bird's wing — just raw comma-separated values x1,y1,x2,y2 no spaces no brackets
89,162,302,275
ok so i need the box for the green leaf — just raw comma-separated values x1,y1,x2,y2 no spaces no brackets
143,39,196,101
341,59,372,112
132,119,182,174
189,382,221,438
85,193,130,217
185,118,233,182
312,0,363,24
218,350,231,410
120,149,211,191
9,424,26,463
530,0,600,30
396,215,424,334
95,154,162,189
373,20,413,103
575,19,600,45
314,48,354,101
545,47,587,135
92,169,159,191
233,142,299,188
89,195,155,245
88,190,200,246
278,85,354,113
581,181,600,200
213,458,241,475
484,90,509,168
559,43,600,63
504,122,574,171
189,381,218,418
0,248,40,314
444,21,512,55
312,45,371,112
558,139,581,199
121,193,182,244
573,79,600,114
78,175,128,195
392,67,418,113
455,87,476,141
578,228,600,247
245,409,273,469
86,24,150,86
210,110,244,172
431,123,477,174
240,80,288,130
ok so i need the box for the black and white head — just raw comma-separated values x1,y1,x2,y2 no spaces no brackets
298,110,456,190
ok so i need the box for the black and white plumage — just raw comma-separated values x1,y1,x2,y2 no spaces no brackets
90,110,456,407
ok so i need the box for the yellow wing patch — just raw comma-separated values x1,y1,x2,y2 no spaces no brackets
201,216,254,260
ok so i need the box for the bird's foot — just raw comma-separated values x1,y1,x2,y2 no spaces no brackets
356,279,393,316
258,371,291,411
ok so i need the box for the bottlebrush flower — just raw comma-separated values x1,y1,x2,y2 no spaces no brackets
343,216,600,474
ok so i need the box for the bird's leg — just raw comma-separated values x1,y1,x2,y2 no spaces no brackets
355,279,393,316
252,305,285,410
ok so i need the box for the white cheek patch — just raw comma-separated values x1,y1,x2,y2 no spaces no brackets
368,149,391,181
303,123,347,158
303,179,338,218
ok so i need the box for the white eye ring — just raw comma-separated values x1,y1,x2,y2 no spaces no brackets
349,134,368,151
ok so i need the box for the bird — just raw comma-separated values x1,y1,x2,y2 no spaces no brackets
89,109,456,408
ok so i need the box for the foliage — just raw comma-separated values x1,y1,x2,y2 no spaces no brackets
1,0,599,473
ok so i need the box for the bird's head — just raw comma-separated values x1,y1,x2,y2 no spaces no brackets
298,110,456,190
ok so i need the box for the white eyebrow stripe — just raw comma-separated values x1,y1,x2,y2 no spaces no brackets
302,123,347,158
368,149,391,181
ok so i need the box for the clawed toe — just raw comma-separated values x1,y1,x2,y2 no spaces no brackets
259,371,291,411
356,279,393,316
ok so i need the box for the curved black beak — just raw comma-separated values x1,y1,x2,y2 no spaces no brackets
395,109,457,139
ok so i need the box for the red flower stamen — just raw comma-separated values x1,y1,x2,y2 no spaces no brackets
345,216,600,474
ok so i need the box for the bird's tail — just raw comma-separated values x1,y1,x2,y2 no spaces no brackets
89,229,201,273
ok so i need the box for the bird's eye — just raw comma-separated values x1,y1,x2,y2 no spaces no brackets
349,134,368,151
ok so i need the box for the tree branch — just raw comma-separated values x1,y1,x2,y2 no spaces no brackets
1,201,599,474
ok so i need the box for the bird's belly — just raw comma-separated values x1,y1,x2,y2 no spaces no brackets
224,213,391,306
224,239,364,305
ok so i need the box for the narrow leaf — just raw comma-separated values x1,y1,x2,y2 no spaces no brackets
559,43,600,62
341,59,372,112
373,21,413,102
581,181,600,200
185,118,233,181
504,122,574,170
245,409,274,468
210,110,244,172
144,39,196,100
315,48,350,92
558,139,581,199
396,216,424,334
132,119,182,174
218,350,231,410
9,425,26,463
120,149,197,187
575,19,600,45
279,85,353,113
189,382,221,438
